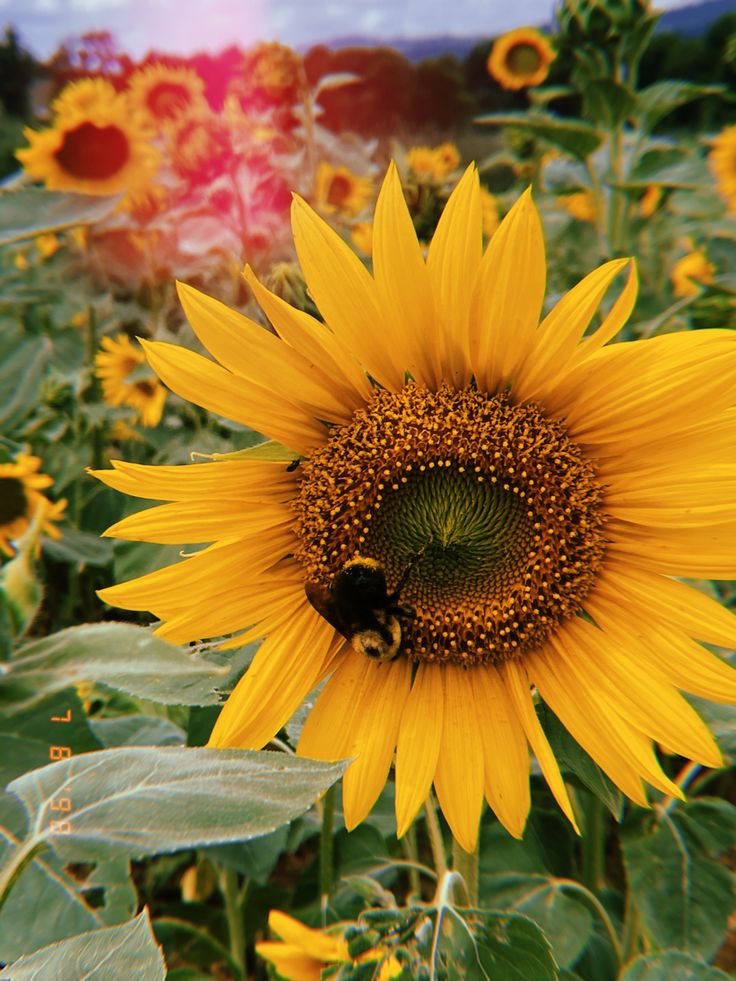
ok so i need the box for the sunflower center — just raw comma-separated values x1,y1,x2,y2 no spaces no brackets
0,476,28,525
327,175,353,208
55,122,130,180
505,43,543,76
294,383,607,666
147,82,193,120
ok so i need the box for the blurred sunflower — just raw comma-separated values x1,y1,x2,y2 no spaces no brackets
168,109,235,185
17,94,159,197
406,143,460,183
488,27,556,90
51,76,120,118
559,189,596,222
314,162,373,218
709,124,736,213
93,164,736,851
256,910,402,981
94,334,166,427
126,63,208,130
0,453,66,557
479,186,499,238
671,249,715,298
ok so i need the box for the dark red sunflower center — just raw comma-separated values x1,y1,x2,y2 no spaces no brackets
294,383,607,667
505,43,543,76
0,476,28,525
146,82,193,119
327,175,353,207
55,122,130,180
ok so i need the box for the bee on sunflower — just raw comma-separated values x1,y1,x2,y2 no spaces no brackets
92,164,736,852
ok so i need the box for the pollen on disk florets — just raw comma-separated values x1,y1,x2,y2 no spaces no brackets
294,383,607,667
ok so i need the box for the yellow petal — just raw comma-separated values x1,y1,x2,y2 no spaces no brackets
469,188,545,393
433,665,485,852
267,911,344,961
254,943,323,981
298,649,370,761
395,663,444,837
103,499,288,544
90,458,296,501
570,259,639,363
473,666,530,838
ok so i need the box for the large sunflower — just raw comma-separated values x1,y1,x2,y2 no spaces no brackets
17,93,159,197
487,27,556,90
0,454,66,557
93,165,736,851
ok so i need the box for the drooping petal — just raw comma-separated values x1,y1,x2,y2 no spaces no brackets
395,663,445,837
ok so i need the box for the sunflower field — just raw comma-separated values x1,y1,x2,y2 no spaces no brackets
2,0,736,977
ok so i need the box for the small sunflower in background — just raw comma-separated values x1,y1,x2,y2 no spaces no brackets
168,108,235,185
709,123,736,214
406,142,460,184
313,162,373,218
16,84,159,197
94,334,167,427
558,189,597,222
93,164,736,852
126,62,208,131
487,27,556,90
671,248,715,298
0,453,66,557
51,76,121,118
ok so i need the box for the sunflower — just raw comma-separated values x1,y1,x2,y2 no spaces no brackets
709,124,736,214
126,63,208,130
16,95,159,197
168,109,235,185
94,334,167,427
256,910,402,981
559,189,596,222
671,249,715,298
406,143,461,183
487,27,556,90
51,77,121,118
92,164,736,852
313,162,373,218
0,454,66,557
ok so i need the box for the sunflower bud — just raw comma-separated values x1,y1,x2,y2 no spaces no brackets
264,261,310,310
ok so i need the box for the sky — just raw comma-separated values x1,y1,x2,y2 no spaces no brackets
1,0,698,60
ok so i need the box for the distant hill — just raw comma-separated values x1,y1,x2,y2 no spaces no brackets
317,0,733,63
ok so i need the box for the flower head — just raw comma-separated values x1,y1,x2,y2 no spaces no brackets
559,189,596,222
51,76,120,118
313,162,373,218
709,123,736,214
671,249,715,298
16,93,159,197
126,62,208,130
93,164,736,851
94,334,166,427
0,453,66,557
487,27,556,90
406,142,461,183
168,109,235,185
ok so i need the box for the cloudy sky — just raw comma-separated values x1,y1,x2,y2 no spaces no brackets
2,0,696,59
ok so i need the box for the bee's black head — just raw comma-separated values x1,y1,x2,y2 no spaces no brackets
333,557,389,608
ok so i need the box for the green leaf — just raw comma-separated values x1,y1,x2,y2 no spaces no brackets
441,909,557,981
6,746,347,860
0,188,119,245
205,824,290,882
621,950,732,980
621,803,736,960
89,714,186,748
40,529,115,568
626,148,710,189
480,874,594,968
584,78,636,129
1,622,232,709
538,705,624,818
636,82,726,134
475,112,603,160
3,909,165,980
0,335,50,431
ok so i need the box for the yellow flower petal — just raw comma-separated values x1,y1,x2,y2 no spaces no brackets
395,663,445,838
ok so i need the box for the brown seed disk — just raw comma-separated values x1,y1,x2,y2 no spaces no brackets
294,383,607,666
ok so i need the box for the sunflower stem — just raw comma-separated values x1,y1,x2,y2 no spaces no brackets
581,792,606,893
621,886,642,963
319,783,336,910
451,838,478,908
220,865,246,976
424,793,448,880
401,822,422,899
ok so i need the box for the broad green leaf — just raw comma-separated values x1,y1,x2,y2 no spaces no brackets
90,714,187,748
584,78,636,129
621,950,732,980
626,148,710,189
0,188,119,245
0,336,50,431
1,622,231,709
210,439,296,463
481,874,594,968
538,705,623,819
206,824,290,882
621,804,736,960
441,909,557,981
3,909,165,980
41,529,115,568
85,857,138,926
475,112,603,160
6,746,347,860
636,82,726,134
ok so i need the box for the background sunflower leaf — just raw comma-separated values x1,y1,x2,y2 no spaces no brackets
621,801,736,960
583,78,637,129
440,909,557,981
0,622,232,709
636,81,726,134
0,188,120,245
620,950,733,980
474,112,603,160
2,908,165,980
5,747,347,861
0,334,50,431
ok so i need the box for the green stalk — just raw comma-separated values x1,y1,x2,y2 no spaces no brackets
581,793,606,893
451,837,478,908
401,821,422,899
320,783,336,906
220,866,246,976
423,793,447,880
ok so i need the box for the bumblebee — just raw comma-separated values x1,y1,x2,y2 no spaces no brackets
305,555,419,662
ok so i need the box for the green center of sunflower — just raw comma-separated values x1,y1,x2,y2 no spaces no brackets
505,43,543,76
0,476,28,525
55,122,130,181
294,383,607,667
